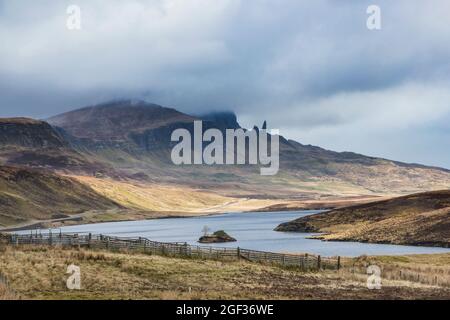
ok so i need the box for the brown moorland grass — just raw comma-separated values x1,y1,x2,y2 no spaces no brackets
0,283,19,300
0,166,120,228
0,244,448,300
276,190,450,247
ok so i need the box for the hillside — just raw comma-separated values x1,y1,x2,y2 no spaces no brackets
0,117,110,174
47,100,196,141
0,166,120,227
275,190,450,247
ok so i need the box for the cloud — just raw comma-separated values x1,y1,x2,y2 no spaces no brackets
0,0,450,167
267,82,450,167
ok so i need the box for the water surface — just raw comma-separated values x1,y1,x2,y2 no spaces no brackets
47,211,450,257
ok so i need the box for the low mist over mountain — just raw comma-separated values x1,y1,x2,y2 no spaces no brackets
48,100,196,141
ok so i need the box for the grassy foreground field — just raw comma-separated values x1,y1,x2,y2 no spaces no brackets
0,245,449,300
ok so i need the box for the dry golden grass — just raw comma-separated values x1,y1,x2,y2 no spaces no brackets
0,167,118,228
343,254,450,288
278,190,450,247
0,283,19,300
73,176,232,212
73,176,388,214
70,176,349,215
0,244,449,300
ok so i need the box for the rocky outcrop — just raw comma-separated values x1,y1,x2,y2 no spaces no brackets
198,230,237,243
200,111,241,130
0,118,66,149
0,118,113,174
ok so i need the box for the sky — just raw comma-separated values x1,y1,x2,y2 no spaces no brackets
1,0,450,168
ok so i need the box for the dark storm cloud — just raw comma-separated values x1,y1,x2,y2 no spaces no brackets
1,0,450,167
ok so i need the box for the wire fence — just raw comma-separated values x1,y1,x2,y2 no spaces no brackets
0,232,340,271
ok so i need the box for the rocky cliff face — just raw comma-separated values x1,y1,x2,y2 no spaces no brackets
200,112,241,130
0,118,111,174
0,118,66,149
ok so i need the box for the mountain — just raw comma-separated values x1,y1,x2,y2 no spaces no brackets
0,165,120,227
200,111,241,130
0,118,65,148
44,100,450,197
0,99,449,200
275,190,450,247
0,117,110,174
48,100,196,142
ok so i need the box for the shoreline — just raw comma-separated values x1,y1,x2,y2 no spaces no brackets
4,210,450,255
0,198,350,233
0,208,320,233
0,192,383,232
9,195,443,253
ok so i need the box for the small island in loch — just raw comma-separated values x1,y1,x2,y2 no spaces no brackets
198,230,237,243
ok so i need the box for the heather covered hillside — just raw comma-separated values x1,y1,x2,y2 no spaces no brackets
0,166,120,227
276,190,450,247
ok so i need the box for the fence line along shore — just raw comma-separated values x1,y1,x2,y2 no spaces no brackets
0,232,341,271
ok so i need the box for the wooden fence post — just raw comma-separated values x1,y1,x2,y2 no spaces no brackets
237,247,240,260
337,256,341,270
317,255,321,270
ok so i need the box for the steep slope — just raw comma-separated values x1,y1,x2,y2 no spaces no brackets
275,190,450,247
0,118,66,148
0,117,116,175
0,166,120,227
46,100,450,197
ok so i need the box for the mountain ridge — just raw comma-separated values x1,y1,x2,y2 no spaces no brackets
0,99,449,198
